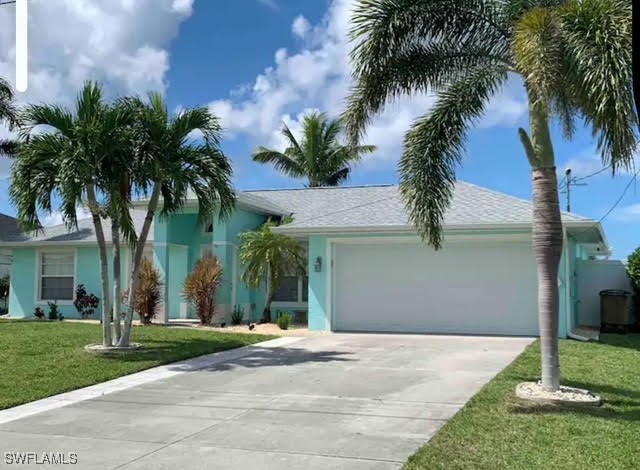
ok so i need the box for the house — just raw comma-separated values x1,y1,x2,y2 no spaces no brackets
0,183,611,337
0,213,21,278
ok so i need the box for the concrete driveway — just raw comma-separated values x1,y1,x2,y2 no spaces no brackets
0,334,532,469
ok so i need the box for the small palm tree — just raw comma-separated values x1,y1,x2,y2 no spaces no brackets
0,77,19,158
253,111,375,187
345,0,636,391
117,93,235,346
12,82,134,346
239,222,306,323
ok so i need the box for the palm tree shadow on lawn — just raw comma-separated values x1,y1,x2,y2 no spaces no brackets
509,389,640,423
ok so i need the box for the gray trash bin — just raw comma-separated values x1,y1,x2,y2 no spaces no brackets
599,289,632,328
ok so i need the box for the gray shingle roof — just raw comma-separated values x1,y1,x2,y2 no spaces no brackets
1,182,596,245
0,214,22,242
245,182,593,233
3,210,153,244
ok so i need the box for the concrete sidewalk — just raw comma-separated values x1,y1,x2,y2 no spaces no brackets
0,334,532,469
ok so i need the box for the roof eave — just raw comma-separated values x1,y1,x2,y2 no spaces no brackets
274,222,540,235
563,220,611,255
132,197,287,218
274,220,603,236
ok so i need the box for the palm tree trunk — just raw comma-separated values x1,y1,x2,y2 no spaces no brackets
118,186,161,346
532,167,563,391
263,275,274,323
633,0,640,124
525,98,563,392
86,184,112,347
112,218,122,343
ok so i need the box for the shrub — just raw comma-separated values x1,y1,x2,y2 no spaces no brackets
231,305,245,325
277,311,292,330
47,302,59,321
34,307,45,319
182,252,223,325
73,284,100,318
627,247,640,294
127,258,163,325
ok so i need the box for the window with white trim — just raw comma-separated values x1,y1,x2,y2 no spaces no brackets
273,274,309,303
39,251,75,301
272,245,308,303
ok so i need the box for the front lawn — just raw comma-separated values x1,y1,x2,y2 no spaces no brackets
0,320,274,410
405,335,640,470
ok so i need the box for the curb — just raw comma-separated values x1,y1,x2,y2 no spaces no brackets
0,336,304,425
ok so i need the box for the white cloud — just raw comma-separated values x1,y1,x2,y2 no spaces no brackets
209,0,527,172
42,206,92,227
560,147,638,180
257,0,279,10
292,15,311,39
613,203,640,223
0,0,193,104
0,0,193,185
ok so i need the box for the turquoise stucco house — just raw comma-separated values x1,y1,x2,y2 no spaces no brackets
0,183,612,338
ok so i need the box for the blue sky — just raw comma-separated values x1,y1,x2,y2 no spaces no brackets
0,0,638,258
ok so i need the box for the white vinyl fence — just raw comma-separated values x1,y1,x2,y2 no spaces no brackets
576,259,633,326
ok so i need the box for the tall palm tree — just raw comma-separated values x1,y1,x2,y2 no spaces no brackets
102,131,138,344
253,111,375,187
116,93,235,347
633,0,640,123
11,82,134,346
0,77,19,158
345,0,636,391
239,222,306,323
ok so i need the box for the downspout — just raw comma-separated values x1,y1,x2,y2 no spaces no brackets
564,228,590,342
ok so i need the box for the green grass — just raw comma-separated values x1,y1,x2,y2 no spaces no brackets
404,334,640,469
0,320,274,410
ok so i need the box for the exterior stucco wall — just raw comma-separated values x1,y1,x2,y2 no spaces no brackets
308,236,328,331
9,248,37,318
9,246,118,319
155,208,268,322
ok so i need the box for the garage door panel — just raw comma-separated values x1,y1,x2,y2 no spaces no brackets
332,241,539,336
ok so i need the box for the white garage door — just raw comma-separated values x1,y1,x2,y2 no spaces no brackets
332,240,539,336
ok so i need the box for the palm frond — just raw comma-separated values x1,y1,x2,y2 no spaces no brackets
171,106,222,146
346,0,511,146
239,222,306,291
0,77,18,128
400,67,508,249
19,104,75,139
252,147,306,178
513,7,564,105
0,139,18,158
559,0,637,171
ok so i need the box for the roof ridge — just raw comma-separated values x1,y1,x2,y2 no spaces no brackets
242,184,396,193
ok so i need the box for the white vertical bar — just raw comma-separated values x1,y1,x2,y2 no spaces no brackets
15,0,28,92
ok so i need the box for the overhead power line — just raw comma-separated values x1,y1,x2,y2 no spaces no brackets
597,170,639,223
573,165,611,182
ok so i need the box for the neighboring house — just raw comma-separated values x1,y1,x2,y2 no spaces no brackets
0,183,612,338
0,213,21,278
